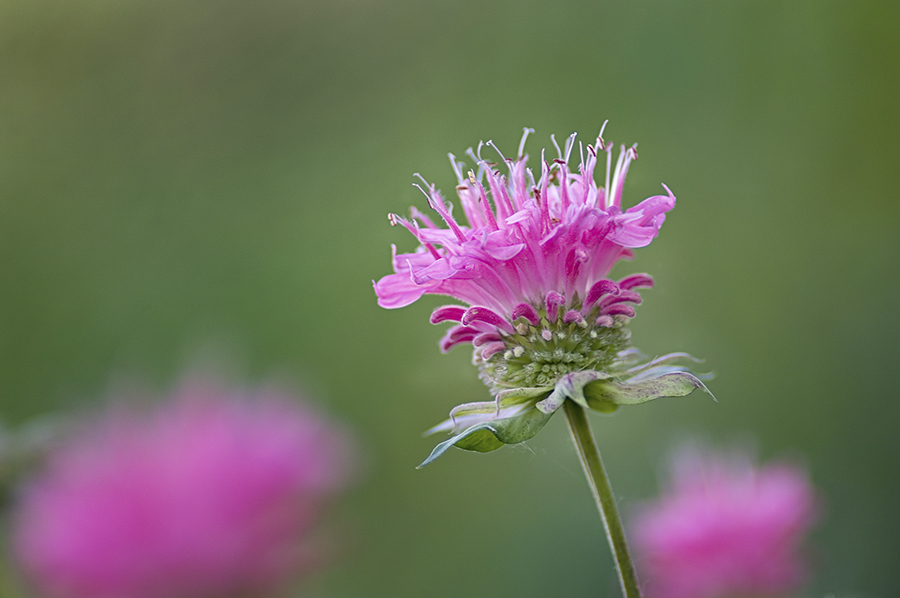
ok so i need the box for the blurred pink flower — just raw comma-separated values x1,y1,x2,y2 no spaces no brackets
631,447,818,598
12,378,354,598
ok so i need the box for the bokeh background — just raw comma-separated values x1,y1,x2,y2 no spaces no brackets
1,0,898,596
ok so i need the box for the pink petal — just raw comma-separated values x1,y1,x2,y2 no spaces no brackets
563,310,583,324
545,291,565,322
373,274,428,309
583,280,619,313
473,332,503,347
599,290,642,309
511,303,540,326
461,306,515,335
618,273,654,290
430,305,467,324
481,342,507,360
595,315,614,327
602,304,636,318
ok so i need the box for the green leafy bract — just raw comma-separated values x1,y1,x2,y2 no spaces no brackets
419,362,714,467
584,371,716,406
418,406,553,468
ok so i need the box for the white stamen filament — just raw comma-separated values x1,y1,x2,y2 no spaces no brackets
486,140,507,163
610,145,627,209
564,132,577,165
551,134,562,161
518,127,534,159
604,144,613,209
448,153,465,185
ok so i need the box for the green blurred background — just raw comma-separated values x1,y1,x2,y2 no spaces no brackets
1,0,898,596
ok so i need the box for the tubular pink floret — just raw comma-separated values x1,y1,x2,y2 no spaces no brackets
564,249,589,293
582,144,598,205
482,167,511,222
496,175,515,218
409,205,438,230
610,144,638,209
511,303,541,326
454,184,480,231
583,280,620,313
599,290,643,310
481,342,507,360
555,160,571,214
440,325,480,353
595,315,615,327
473,332,503,347
462,306,515,335
602,304,636,318
539,153,551,233
545,292,566,322
447,325,480,341
563,310,584,324
601,150,613,206
389,213,441,260
618,273,655,290
430,305,467,324
414,180,467,244
470,175,499,232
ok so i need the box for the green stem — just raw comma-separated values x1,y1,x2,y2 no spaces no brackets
563,400,642,598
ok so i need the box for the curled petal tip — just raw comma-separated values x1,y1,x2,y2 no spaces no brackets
511,303,540,326
462,306,515,335
430,305,466,324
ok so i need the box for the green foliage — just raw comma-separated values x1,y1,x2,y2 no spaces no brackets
422,365,712,466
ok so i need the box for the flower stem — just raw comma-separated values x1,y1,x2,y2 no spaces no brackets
563,400,642,598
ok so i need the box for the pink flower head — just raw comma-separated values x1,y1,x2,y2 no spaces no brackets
12,377,354,598
374,125,712,466
631,447,819,598
375,125,674,350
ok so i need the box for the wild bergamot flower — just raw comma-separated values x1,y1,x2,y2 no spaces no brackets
375,124,712,467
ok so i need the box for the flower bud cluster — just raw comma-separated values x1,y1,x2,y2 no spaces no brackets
478,303,631,391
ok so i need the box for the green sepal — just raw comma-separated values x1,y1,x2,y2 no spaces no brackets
425,386,552,436
495,386,556,403
584,371,715,406
418,366,714,468
418,405,553,468
586,396,619,413
535,371,611,414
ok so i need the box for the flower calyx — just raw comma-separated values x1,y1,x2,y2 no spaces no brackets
418,354,715,468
